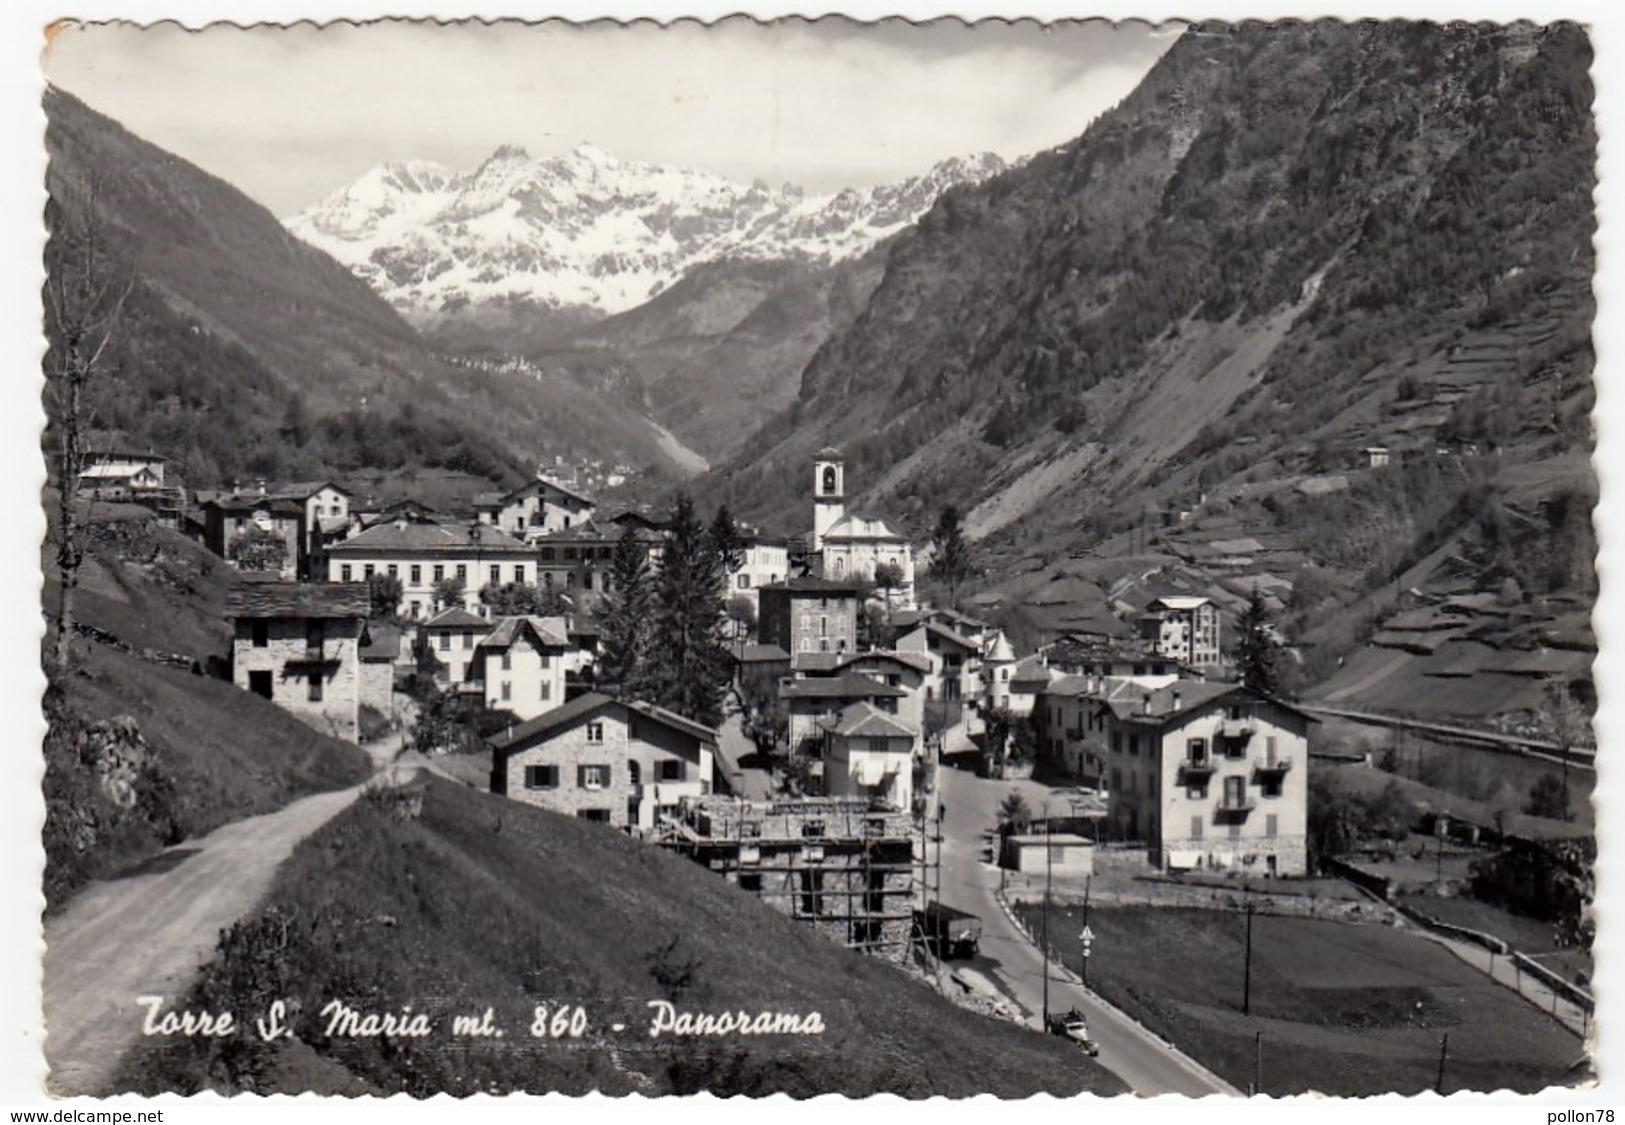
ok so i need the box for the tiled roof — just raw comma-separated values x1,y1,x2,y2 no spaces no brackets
740,643,792,663
779,674,907,700
837,650,931,674
206,494,305,517
225,581,370,619
360,623,401,660
488,692,716,753
270,480,351,501
760,577,860,595
329,520,532,555
922,622,979,651
479,615,571,650
823,702,917,739
422,608,489,630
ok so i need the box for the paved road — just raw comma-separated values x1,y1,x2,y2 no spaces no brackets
43,778,381,1095
934,760,1239,1098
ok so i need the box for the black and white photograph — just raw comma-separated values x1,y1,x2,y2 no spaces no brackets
16,2,1614,1109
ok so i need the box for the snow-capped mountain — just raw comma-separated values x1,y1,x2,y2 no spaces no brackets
284,144,1008,323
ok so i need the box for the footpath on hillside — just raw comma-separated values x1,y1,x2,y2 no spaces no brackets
44,722,413,1096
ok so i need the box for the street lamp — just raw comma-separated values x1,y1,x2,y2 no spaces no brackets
1080,874,1094,988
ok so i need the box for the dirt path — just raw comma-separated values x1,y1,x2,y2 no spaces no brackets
43,780,377,1095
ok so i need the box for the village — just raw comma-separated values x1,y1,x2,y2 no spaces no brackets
76,444,1315,946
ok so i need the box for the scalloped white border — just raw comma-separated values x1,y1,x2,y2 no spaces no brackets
7,3,1619,1119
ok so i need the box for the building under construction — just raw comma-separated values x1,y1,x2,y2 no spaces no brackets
659,797,919,959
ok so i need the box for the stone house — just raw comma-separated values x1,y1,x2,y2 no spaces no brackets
896,621,981,703
780,673,908,757
758,578,860,657
488,693,716,832
226,581,371,743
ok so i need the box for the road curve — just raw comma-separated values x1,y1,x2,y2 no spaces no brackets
43,782,369,1095
935,762,1239,1098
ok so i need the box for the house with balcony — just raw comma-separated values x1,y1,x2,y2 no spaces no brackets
1099,683,1312,877
780,673,908,758
203,490,306,580
326,517,535,621
818,702,917,814
1137,595,1223,672
467,615,572,721
488,692,716,832
531,520,664,609
474,476,596,539
226,581,371,742
896,621,981,703
270,481,354,578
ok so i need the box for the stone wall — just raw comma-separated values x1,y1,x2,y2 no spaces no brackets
233,617,362,743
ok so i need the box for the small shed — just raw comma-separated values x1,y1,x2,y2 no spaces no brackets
1002,833,1094,877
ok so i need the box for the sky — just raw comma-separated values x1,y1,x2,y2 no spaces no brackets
44,18,1176,215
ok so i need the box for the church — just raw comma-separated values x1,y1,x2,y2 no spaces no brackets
809,447,917,610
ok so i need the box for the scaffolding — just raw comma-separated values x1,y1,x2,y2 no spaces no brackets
659,797,926,959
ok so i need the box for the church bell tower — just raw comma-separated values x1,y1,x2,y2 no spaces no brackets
811,447,845,552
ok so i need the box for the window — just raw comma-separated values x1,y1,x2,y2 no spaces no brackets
516,516,525,530
462,631,474,650
490,565,501,588
251,620,268,648
659,760,684,782
1224,776,1246,808
738,872,763,893
539,681,551,702
1266,814,1279,838
410,564,422,585
801,820,826,839
579,764,611,790
1129,734,1140,756
576,808,610,823
583,572,593,591
799,869,824,916
1187,782,1208,800
364,564,376,579
1191,815,1203,841
387,564,398,578
433,564,444,583
586,722,604,743
501,652,512,672
456,564,467,581
1264,735,1279,766
340,564,353,582
500,682,512,701
306,620,325,654
564,547,578,561
737,574,750,589
540,548,555,562
515,565,527,585
438,633,451,652
307,673,323,702
1260,775,1283,799
819,616,828,636
539,654,551,670
1187,738,1207,765
1110,768,1122,791
525,765,559,789
1111,731,1121,755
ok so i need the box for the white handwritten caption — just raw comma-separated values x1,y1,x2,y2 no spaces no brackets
136,996,825,1041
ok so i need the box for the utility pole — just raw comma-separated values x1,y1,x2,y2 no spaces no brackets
1435,1033,1449,1095
1042,806,1053,1026
1253,1030,1263,1095
1242,887,1256,1016
1081,875,1093,988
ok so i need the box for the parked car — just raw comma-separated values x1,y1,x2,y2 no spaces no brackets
916,902,983,959
1046,1008,1100,1056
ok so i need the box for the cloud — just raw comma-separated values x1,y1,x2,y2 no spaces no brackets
46,18,1173,213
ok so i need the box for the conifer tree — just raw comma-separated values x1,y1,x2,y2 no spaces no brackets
1237,586,1281,696
596,526,653,697
929,506,972,608
646,495,730,727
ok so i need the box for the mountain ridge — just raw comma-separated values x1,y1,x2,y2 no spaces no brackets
284,143,1009,333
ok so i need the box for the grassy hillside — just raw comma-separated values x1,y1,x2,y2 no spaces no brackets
118,776,1125,1097
42,506,372,910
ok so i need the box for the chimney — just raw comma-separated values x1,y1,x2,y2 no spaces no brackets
256,479,267,496
1172,689,1182,712
1141,695,1152,716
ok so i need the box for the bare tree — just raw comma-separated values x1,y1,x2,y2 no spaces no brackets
43,179,131,670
